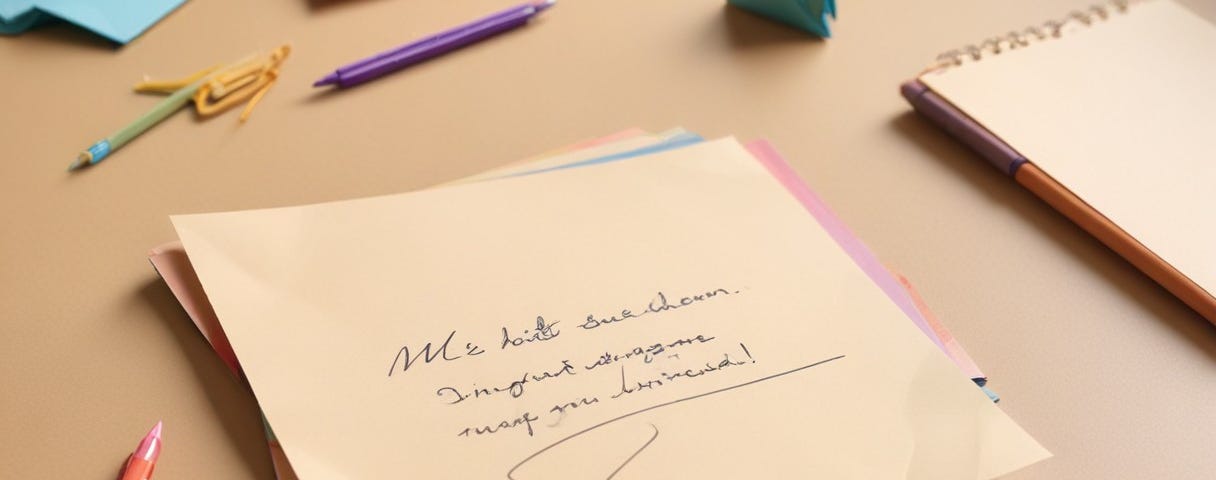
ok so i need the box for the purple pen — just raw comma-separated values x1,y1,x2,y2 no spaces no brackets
314,0,556,88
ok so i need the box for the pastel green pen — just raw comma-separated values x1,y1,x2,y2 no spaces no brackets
68,77,207,171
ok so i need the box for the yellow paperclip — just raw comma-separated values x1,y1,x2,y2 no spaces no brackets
194,45,291,123
207,55,266,100
131,45,290,124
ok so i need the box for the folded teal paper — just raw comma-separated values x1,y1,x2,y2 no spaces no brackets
0,0,187,44
728,0,836,37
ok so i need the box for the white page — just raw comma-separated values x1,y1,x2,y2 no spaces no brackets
923,0,1216,298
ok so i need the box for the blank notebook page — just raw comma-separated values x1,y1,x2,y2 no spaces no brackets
920,0,1216,298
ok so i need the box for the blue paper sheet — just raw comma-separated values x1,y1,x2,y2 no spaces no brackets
502,132,705,178
0,0,186,44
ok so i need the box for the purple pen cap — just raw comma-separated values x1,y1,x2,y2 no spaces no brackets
313,0,557,88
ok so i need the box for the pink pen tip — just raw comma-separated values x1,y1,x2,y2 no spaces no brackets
133,421,163,460
313,72,339,87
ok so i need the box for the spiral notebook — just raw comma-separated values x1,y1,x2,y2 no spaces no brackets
901,0,1216,324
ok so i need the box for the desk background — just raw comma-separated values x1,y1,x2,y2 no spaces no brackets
2,0,1214,478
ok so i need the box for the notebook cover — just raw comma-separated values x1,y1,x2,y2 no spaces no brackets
902,78,1216,325
901,0,1216,325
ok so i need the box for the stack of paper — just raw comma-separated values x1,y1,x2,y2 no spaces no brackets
152,130,1048,479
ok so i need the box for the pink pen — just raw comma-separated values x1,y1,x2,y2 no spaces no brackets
120,421,163,480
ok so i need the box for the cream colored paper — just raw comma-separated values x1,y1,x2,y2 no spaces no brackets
173,138,1048,479
921,0,1216,298
459,131,672,183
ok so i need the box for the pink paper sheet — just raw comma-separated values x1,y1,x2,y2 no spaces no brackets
746,140,984,379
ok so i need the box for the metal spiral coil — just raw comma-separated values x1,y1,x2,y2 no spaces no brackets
929,0,1132,70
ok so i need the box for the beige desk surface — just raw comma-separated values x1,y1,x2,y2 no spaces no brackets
2,0,1214,478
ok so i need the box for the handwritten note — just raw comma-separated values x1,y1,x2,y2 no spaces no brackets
172,138,1048,479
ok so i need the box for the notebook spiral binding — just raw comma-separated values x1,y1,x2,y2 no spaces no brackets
927,0,1135,71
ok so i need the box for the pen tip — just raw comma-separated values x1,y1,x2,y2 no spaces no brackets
313,73,338,88
534,0,556,11
68,150,94,171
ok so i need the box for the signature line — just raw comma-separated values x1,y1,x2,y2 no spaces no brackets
506,354,846,479
606,424,659,480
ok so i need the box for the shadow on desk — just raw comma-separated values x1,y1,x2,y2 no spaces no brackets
718,5,825,49
306,0,389,13
138,279,278,478
890,111,1216,359
0,21,117,52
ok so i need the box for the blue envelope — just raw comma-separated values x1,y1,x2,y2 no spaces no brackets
0,0,186,44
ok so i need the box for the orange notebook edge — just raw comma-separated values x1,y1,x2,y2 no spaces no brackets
1014,164,1216,323
902,79,1216,325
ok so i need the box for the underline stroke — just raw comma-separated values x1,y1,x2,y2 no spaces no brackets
506,354,847,479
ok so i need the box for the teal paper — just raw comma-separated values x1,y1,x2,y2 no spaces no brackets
728,0,836,37
0,0,187,44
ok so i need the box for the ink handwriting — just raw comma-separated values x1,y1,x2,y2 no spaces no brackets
386,331,483,377
610,344,755,399
457,411,540,438
501,316,561,350
384,286,739,377
584,334,716,371
580,288,740,330
436,359,577,404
